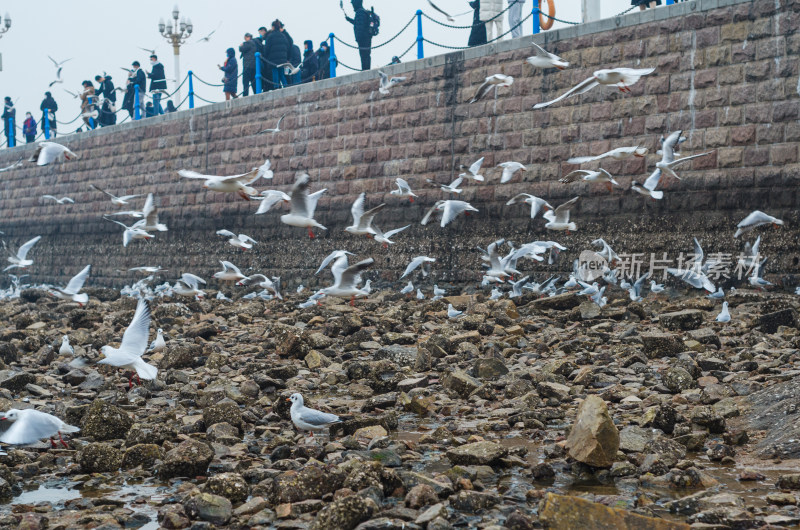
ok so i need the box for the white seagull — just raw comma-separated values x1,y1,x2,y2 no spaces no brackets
98,298,157,388
498,161,526,184
216,229,257,250
706,287,725,300
237,274,282,299
29,142,79,166
400,256,436,279
534,67,656,109
0,409,80,448
460,157,486,182
428,176,464,194
559,169,620,192
213,260,247,282
543,196,580,232
288,393,341,439
316,250,354,276
649,280,665,295
178,160,271,200
49,264,91,306
567,146,649,165
715,301,731,323
526,42,569,70
345,193,385,237
628,273,649,302
129,266,167,274
255,189,292,215
59,336,74,356
379,70,406,95
373,224,410,249
103,217,154,247
447,304,463,319
132,193,168,232
148,328,166,353
421,200,479,228
667,268,716,292
469,74,514,103
258,115,286,134
656,131,713,180
281,173,327,239
41,195,75,205
400,281,414,295
734,211,784,238
390,178,417,203
4,236,42,271
320,256,374,305
173,273,207,299
630,168,666,200
506,193,552,219
89,184,141,206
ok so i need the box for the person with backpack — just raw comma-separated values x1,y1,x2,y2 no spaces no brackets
345,0,377,71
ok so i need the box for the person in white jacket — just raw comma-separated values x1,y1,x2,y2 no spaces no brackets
508,0,525,38
480,0,504,41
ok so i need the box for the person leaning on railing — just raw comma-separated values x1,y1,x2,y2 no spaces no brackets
22,112,36,144
316,41,331,80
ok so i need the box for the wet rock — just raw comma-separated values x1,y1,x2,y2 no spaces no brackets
81,399,133,441
405,484,438,509
158,504,191,529
125,421,177,446
0,343,18,364
78,442,123,472
528,293,580,311
618,425,653,453
659,310,704,331
449,490,500,512
122,444,162,469
160,344,202,369
641,332,684,358
305,350,330,370
374,345,417,367
565,395,619,468
539,493,689,529
206,422,240,445
398,392,434,415
273,463,346,503
203,472,249,504
446,441,507,466
664,367,696,393
776,474,800,490
62,369,87,386
759,308,797,334
310,494,374,530
442,370,481,398
159,439,214,479
505,510,535,530
183,492,232,525
690,406,726,433
202,398,242,432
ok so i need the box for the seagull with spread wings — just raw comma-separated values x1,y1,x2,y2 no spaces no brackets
89,184,141,206
281,173,327,238
526,42,569,70
345,193,386,237
421,200,479,227
656,130,714,180
258,114,286,134
379,70,406,95
534,67,655,109
543,196,580,233
178,159,272,200
390,178,418,203
320,255,374,305
567,146,648,165
49,264,91,306
29,142,79,166
560,169,620,192
41,195,75,205
216,229,257,250
98,298,157,389
506,193,552,219
469,74,514,103
4,236,42,271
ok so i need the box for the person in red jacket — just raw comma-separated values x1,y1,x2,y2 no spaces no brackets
22,112,37,143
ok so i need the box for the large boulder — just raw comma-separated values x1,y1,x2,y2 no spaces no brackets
159,439,214,479
640,332,684,358
202,398,242,432
442,370,481,398
659,310,704,331
310,495,374,530
539,493,689,529
565,395,619,468
272,463,347,504
203,472,249,504
183,492,232,525
446,441,507,466
759,308,798,333
78,442,123,472
122,444,163,469
81,399,133,441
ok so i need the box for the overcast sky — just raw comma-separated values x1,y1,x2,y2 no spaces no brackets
1,0,636,132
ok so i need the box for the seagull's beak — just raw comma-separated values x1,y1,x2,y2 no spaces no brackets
285,398,291,402
0,417,6,421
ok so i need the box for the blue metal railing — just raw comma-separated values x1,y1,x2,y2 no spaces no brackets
255,52,263,94
416,10,424,59
329,33,337,79
44,112,50,139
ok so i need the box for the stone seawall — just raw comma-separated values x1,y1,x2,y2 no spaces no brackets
0,0,798,290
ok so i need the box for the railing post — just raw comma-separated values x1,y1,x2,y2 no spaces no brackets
188,70,195,109
532,4,540,35
666,0,675,4
7,117,14,148
416,9,424,59
134,86,141,121
88,95,95,129
44,111,50,139
255,52,262,94
329,33,337,79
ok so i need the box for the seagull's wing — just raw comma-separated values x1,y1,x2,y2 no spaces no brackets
16,236,42,260
448,176,464,189
395,178,412,193
553,196,579,224
181,273,206,287
660,131,682,163
383,224,410,239
118,298,151,356
566,153,604,164
255,191,290,214
142,193,159,226
420,201,443,226
239,234,257,244
401,256,424,279
615,67,656,85
358,203,386,231
275,114,286,129
220,260,243,275
289,174,311,217
225,168,261,186
751,235,761,256
316,250,348,276
642,168,663,192
330,255,349,286
178,169,217,180
306,189,326,217
533,77,598,109
63,265,91,295
427,0,455,21
216,229,236,238
0,411,62,444
339,258,374,289
667,268,715,292
469,157,484,176
42,195,58,201
378,70,388,88
692,237,704,265
350,192,366,225
297,406,340,426
667,152,714,169
48,55,59,67
239,274,269,287
559,170,590,184
440,200,476,227
506,193,533,206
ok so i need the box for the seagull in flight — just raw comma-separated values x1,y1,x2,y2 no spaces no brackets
427,0,456,21
656,130,714,180
138,46,157,55
498,161,526,184
98,298,158,389
379,70,406,95
543,196,580,233
258,114,286,134
421,200,479,227
103,217,154,247
428,176,464,194
41,195,75,205
666,268,716,292
506,193,552,219
567,146,648,165
197,24,221,43
178,160,271,200
459,157,486,182
49,66,64,87
534,67,656,109
631,168,666,200
280,173,327,238
469,74,514,103
372,224,410,249
320,256,374,306
400,256,436,279
48,56,72,68
237,274,282,299
129,266,167,274
345,193,386,237
173,273,207,298
560,169,620,192
49,264,91,306
216,229,257,250
526,42,569,70
89,184,141,206
390,178,417,203
255,189,291,215
734,211,784,238
213,260,247,282
0,409,80,448
3,236,42,271
29,142,79,166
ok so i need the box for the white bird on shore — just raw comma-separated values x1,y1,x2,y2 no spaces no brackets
667,268,716,292
715,301,731,323
706,287,724,300
4,236,42,271
99,298,157,389
373,224,410,249
490,288,503,300
534,67,655,109
748,260,773,289
0,409,80,448
432,285,446,300
543,196,579,232
41,195,74,205
498,162,526,183
320,256,374,306
655,131,713,180
257,116,286,134
734,211,784,238
649,280,665,295
213,260,247,282
628,273,649,301
631,168,665,200
281,173,327,239
29,142,79,166
49,264,91,306
104,217,154,247
401,256,436,279
469,74,514,103
345,193,385,237
421,200,479,227
378,70,406,95
255,189,291,215
178,160,270,200
560,169,620,192
390,178,417,203
287,393,341,440
526,42,569,70
447,304,463,319
89,184,141,206
148,328,166,353
416,289,425,300
216,229,257,250
429,176,464,194
506,193,552,219
459,157,486,182
59,336,74,356
237,274,282,299
567,146,648,165
400,281,414,295
173,273,207,299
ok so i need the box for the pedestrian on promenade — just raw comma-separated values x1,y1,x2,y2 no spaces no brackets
165,100,177,113
23,112,36,143
480,0,504,42
240,33,257,96
317,41,331,80
80,81,96,128
131,61,147,117
468,1,488,47
148,55,166,114
261,20,290,91
219,47,239,100
94,74,117,106
40,92,58,138
345,0,373,71
508,0,525,38
301,41,318,83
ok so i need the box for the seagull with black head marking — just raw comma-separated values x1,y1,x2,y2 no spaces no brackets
238,274,282,299
734,211,784,238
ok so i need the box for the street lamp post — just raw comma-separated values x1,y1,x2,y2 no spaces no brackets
0,13,12,39
158,5,192,102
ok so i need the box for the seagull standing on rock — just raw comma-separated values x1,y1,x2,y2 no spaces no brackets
716,302,731,323
288,393,341,441
59,336,74,356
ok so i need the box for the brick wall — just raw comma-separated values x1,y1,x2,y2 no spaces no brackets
0,0,798,290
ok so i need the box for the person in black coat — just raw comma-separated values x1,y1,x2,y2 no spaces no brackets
288,44,302,86
94,74,117,103
301,40,318,83
40,91,58,137
260,20,290,91
219,47,239,100
240,33,258,96
98,99,116,127
131,61,147,118
148,55,167,115
317,41,331,80
468,0,487,47
345,0,372,71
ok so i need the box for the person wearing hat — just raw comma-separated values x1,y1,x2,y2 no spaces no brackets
131,61,147,118
2,97,15,146
260,20,290,91
148,54,167,115
239,32,257,96
40,92,58,138
80,80,97,128
300,41,318,84
317,41,331,80
219,48,239,100
22,112,37,143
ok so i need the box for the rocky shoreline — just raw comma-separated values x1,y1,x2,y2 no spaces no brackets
0,286,799,529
